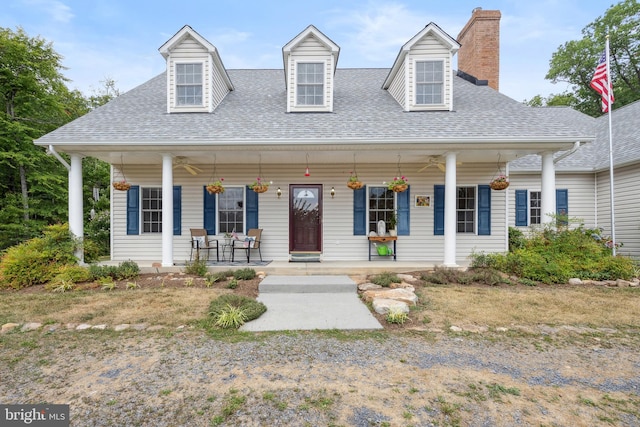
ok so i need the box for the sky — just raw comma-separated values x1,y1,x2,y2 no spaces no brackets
2,0,612,102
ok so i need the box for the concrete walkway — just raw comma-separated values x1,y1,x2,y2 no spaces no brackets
239,275,383,331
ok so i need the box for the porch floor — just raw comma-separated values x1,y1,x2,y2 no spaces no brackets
103,260,469,276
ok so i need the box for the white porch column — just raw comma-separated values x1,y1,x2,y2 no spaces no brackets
541,152,556,225
443,152,458,267
162,154,174,266
69,154,84,263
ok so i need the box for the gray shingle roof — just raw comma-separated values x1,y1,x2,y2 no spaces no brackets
36,68,594,144
510,100,640,172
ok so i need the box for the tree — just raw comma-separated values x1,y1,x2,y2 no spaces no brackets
543,0,640,116
0,27,91,249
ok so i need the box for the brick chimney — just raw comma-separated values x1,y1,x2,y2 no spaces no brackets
457,8,501,91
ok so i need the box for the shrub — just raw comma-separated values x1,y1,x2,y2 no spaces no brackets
508,227,526,252
421,267,462,285
386,309,409,324
184,258,208,276
214,304,248,329
116,260,140,280
0,224,78,289
227,278,238,289
370,271,400,287
209,294,266,328
233,268,256,280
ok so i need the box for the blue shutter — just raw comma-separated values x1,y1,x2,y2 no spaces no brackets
434,185,445,235
353,186,367,235
126,185,139,235
478,184,491,235
397,186,410,236
203,187,216,234
246,186,259,231
556,189,568,225
173,186,182,235
515,190,528,226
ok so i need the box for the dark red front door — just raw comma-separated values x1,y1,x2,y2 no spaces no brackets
289,184,322,252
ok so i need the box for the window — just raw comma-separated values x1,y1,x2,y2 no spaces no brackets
297,63,324,105
456,186,475,233
530,191,541,225
142,187,162,233
218,187,244,234
368,186,395,232
176,63,203,106
415,60,443,105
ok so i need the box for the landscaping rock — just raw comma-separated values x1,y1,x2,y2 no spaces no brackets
372,298,409,315
132,323,149,331
1,323,20,334
568,278,583,285
21,322,42,332
114,324,131,332
362,288,418,305
91,324,107,330
389,282,415,292
358,282,382,291
449,325,463,332
396,274,419,284
616,279,632,288
76,324,92,330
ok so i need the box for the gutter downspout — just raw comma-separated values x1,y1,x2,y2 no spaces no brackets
46,145,70,170
553,141,582,164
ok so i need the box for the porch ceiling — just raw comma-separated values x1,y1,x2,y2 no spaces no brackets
52,139,583,166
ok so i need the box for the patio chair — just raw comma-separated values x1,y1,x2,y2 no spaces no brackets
190,228,219,262
232,228,263,263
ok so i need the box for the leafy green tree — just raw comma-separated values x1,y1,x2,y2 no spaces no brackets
0,27,93,250
541,0,640,116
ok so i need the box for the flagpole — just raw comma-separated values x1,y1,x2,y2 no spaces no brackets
605,34,616,255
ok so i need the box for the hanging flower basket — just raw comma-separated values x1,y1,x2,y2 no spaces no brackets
347,171,364,190
206,179,225,194
387,176,408,193
347,180,364,190
490,175,509,190
112,181,131,191
251,185,269,193
206,184,225,194
249,177,270,193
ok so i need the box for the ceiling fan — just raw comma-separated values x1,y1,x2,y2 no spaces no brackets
173,156,203,175
417,156,462,173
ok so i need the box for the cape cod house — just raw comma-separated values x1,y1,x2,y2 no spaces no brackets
35,8,598,267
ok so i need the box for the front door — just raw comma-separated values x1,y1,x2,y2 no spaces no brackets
289,184,322,253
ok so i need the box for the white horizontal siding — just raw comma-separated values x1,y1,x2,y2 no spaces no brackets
387,61,406,108
508,173,597,229
596,165,640,259
111,163,506,265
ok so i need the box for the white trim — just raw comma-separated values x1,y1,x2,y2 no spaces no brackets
293,60,327,110
173,60,206,110
217,186,246,236
411,58,446,110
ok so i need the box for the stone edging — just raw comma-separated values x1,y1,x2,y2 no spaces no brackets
0,322,187,334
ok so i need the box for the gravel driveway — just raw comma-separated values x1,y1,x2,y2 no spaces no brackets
1,329,639,426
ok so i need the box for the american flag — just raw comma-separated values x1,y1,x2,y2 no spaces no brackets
590,50,614,112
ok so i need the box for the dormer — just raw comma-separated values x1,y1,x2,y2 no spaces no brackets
159,25,233,114
282,25,340,113
382,22,460,112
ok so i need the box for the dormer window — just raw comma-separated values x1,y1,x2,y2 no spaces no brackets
297,63,324,106
176,63,203,106
382,22,459,112
282,25,340,113
159,25,234,114
416,60,443,105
